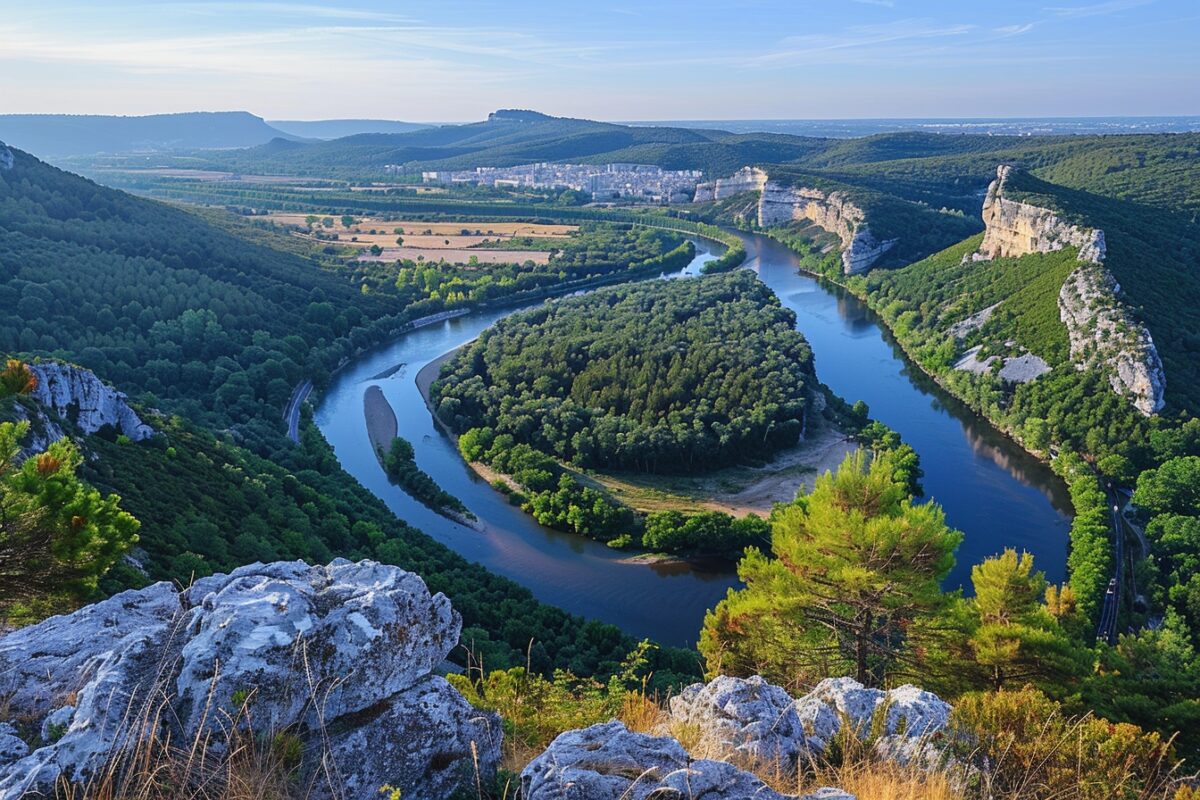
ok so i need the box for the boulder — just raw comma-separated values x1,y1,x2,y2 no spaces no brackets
320,675,500,800
521,720,836,800
0,559,496,800
667,675,810,764
175,558,460,739
793,678,951,753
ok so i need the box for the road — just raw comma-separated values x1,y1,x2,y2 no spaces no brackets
1095,487,1151,645
283,380,313,443
1095,490,1125,645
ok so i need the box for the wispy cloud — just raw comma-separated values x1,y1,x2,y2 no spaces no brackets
1044,0,1154,19
995,23,1036,36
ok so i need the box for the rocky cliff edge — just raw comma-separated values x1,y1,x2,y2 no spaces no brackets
695,167,897,275
976,165,1165,415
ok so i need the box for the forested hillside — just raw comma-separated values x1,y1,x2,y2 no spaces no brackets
0,146,410,446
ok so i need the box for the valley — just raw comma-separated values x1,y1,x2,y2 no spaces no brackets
3,101,1200,800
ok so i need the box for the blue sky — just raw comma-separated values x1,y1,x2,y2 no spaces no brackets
1,0,1196,120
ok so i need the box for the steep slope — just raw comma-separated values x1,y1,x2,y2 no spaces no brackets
975,166,1163,415
0,144,408,439
0,111,300,157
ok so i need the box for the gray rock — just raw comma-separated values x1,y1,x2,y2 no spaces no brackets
793,678,951,754
0,144,12,171
0,587,183,798
27,362,155,442
668,675,810,764
0,726,28,768
795,678,885,750
0,560,492,800
39,705,75,744
0,582,180,718
318,675,501,800
175,558,460,739
521,720,811,800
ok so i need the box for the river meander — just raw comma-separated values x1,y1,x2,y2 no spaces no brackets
316,233,1072,646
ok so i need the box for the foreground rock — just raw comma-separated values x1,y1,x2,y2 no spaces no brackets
667,674,951,766
668,674,811,764
521,721,850,800
0,559,499,800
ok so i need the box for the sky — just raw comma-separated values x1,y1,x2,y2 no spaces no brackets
0,0,1197,121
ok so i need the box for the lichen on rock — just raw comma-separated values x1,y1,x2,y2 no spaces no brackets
0,559,500,800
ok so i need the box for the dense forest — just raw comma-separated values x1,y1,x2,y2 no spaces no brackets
432,271,815,473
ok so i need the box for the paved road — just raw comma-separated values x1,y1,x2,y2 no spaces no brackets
283,380,313,443
1096,489,1133,645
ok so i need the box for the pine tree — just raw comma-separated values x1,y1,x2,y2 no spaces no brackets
700,451,960,689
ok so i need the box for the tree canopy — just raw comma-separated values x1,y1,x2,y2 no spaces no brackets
700,451,960,689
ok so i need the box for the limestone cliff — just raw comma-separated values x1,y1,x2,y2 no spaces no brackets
979,165,1106,262
976,165,1165,415
695,167,896,274
1059,263,1166,415
10,362,155,453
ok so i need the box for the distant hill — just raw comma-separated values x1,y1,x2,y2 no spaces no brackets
0,111,301,157
267,118,430,139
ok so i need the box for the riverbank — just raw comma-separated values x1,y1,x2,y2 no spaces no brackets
751,227,1052,470
365,382,481,530
586,417,855,517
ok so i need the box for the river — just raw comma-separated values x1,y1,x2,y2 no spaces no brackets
315,234,1072,647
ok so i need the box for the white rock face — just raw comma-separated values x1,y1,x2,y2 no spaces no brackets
696,167,895,274
0,143,12,171
175,559,461,738
0,560,498,800
1059,263,1166,415
668,674,812,765
521,720,838,800
975,165,1165,415
27,362,155,441
979,166,1105,261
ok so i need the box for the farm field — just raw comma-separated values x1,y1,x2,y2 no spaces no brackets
265,213,575,265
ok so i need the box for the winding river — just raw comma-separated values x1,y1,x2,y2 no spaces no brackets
316,233,1073,647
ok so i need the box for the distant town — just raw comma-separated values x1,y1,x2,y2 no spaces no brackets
416,162,705,204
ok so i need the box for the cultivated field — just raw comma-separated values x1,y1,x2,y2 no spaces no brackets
265,214,574,265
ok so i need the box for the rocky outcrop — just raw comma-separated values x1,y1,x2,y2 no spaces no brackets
979,165,1105,262
1059,263,1166,415
0,559,500,800
975,165,1165,414
667,674,812,765
695,167,896,274
522,674,955,800
23,362,154,446
0,143,12,171
521,721,850,800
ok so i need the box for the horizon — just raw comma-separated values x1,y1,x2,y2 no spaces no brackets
3,0,1197,120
